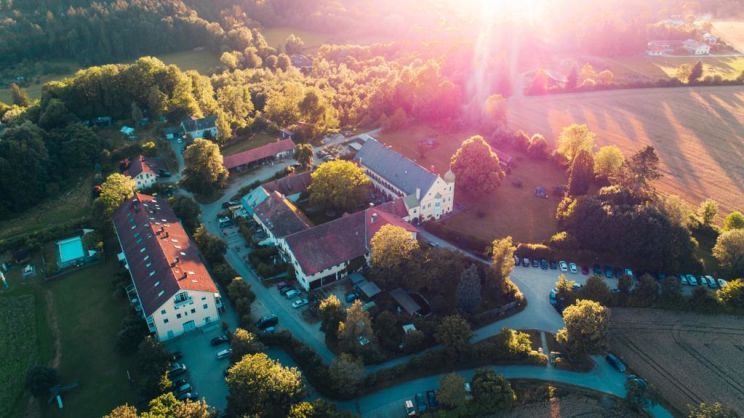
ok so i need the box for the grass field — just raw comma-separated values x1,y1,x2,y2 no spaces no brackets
155,49,221,75
0,177,93,242
609,308,744,414
713,20,744,52
378,124,564,243
2,259,138,418
592,55,744,83
0,294,44,418
262,27,332,50
222,131,278,156
508,86,744,216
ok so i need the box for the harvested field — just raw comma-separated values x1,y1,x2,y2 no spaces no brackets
609,308,744,414
505,393,637,418
509,86,744,215
713,20,744,52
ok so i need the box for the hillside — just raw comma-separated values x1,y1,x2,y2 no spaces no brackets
509,86,744,215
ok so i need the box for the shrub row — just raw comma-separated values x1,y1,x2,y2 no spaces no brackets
0,218,91,254
528,75,744,97
422,222,491,257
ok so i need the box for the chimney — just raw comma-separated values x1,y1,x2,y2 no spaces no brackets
416,188,421,200
170,256,179,267
371,213,378,224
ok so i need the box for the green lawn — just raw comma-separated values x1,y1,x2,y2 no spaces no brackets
0,177,93,242
378,124,564,244
2,258,138,418
262,26,332,50
222,131,278,156
154,50,221,75
588,55,744,83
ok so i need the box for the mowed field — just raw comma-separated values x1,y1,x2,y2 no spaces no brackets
509,86,744,215
609,308,744,413
714,20,744,52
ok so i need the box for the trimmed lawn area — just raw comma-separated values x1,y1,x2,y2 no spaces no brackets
378,124,564,243
0,177,93,242
0,61,79,103
42,260,139,418
222,131,278,156
262,26,331,50
713,20,744,52
592,55,744,83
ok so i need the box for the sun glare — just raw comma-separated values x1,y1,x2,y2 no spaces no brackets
465,0,547,25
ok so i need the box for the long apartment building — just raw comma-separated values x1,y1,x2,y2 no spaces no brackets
113,193,223,341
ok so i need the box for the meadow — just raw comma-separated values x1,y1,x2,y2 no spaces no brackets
508,85,744,216
713,20,744,52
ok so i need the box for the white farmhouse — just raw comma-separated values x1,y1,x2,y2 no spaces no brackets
113,194,223,341
126,155,158,190
354,138,455,223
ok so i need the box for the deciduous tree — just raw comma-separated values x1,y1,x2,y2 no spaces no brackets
308,160,370,213
226,353,303,418
618,145,662,198
578,275,611,305
450,135,504,195
144,392,214,418
328,354,365,397
10,82,31,107
490,236,516,282
193,225,226,263
688,402,738,418
723,211,744,231
568,149,594,196
437,373,467,408
370,225,419,272
556,299,609,358
337,300,375,352
319,294,344,339
713,230,744,278
434,314,472,354
182,139,228,194
688,61,704,84
230,328,265,362
294,143,314,169
471,369,516,413
456,264,482,314
697,199,719,226
556,124,595,164
96,173,136,218
717,279,744,309
593,145,624,181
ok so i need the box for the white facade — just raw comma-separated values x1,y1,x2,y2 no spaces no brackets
280,240,352,290
147,289,222,341
417,177,455,220
133,171,157,190
185,126,218,139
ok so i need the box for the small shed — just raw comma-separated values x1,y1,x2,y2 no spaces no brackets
120,126,136,139
390,288,422,316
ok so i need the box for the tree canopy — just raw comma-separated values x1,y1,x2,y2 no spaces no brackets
556,299,609,357
593,145,625,181
556,124,595,164
96,173,136,219
713,230,744,278
182,139,229,194
370,224,419,272
450,135,504,195
308,160,370,213
568,149,594,196
471,369,516,413
226,353,304,418
723,211,744,231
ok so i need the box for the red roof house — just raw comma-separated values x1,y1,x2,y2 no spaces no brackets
223,139,295,171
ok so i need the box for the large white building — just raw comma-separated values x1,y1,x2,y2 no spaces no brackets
354,137,455,223
126,155,158,190
113,193,223,341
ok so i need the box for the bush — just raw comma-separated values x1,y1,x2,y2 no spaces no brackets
515,243,554,260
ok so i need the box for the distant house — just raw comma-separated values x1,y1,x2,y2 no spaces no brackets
93,116,113,127
354,137,455,222
126,156,158,190
279,128,295,141
112,194,223,341
252,191,312,246
223,139,295,172
703,32,718,45
163,126,181,140
683,39,710,55
181,115,218,139
281,207,416,290
241,171,312,216
647,40,674,56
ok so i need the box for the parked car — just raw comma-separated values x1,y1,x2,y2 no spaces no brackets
404,400,416,416
158,169,172,178
581,265,590,275
222,200,239,209
216,348,232,359
549,260,558,270
718,278,728,288
559,261,568,272
279,285,295,296
514,255,520,266
210,335,229,346
177,392,199,401
593,265,602,275
285,289,301,299
569,263,578,274
624,268,634,278
256,314,278,330
168,362,187,377
426,390,440,409
531,259,540,268
169,351,183,361
705,275,717,289
688,275,698,286
176,383,193,394
604,266,614,279
464,382,473,400
522,257,530,267
698,276,709,287
606,352,626,373
345,292,359,303
680,276,689,286
540,259,549,270
292,298,309,308
172,378,188,389
415,392,428,413
549,288,557,305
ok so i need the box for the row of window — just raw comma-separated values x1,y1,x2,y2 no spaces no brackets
162,304,210,324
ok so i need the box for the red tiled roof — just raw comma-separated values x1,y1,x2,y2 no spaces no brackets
112,193,218,316
223,139,295,170
284,207,415,276
126,155,157,178
374,198,409,218
263,171,312,197
253,191,312,238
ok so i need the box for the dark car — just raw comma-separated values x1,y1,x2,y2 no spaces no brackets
593,264,602,275
279,285,295,296
426,390,440,409
531,259,540,268
603,266,614,279
614,268,624,278
256,314,278,330
581,265,590,275
158,169,172,178
540,259,549,270
415,392,428,413
549,260,558,270
168,362,187,377
169,351,183,361
176,392,199,401
210,335,229,346
522,257,530,267
222,200,239,209
172,378,188,389
345,292,359,303
606,352,626,373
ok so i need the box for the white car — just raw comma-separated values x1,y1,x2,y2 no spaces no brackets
687,275,698,286
718,278,728,288
285,289,301,299
292,298,309,308
216,348,232,359
569,263,578,274
559,261,568,272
